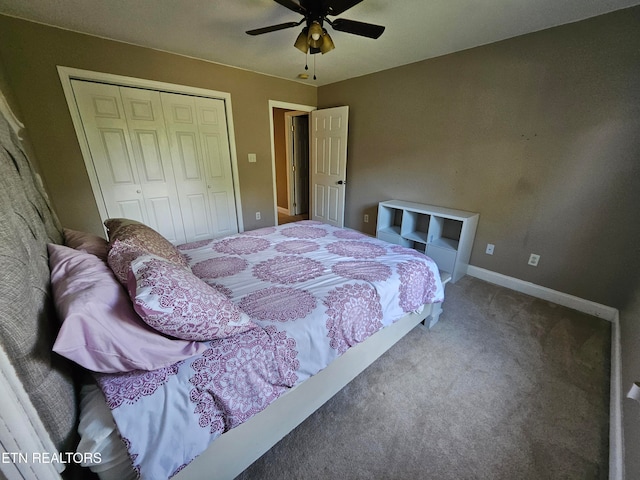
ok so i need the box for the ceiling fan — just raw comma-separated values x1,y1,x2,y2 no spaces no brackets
246,0,385,55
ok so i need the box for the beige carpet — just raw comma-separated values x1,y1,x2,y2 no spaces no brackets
236,276,610,480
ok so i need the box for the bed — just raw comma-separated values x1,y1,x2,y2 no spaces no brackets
0,97,447,480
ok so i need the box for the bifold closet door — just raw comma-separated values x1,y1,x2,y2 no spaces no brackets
71,80,239,243
71,80,187,244
160,92,238,240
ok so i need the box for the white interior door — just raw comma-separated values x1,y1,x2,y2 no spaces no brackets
310,106,349,227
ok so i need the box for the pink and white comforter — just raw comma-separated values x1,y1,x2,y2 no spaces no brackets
96,221,444,479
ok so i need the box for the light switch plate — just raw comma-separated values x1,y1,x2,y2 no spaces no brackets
248,153,257,163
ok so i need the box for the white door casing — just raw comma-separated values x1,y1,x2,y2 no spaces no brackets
284,111,310,216
310,106,349,227
268,100,315,226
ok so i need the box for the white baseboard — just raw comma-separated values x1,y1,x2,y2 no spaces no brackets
465,265,622,480
466,266,618,321
610,311,624,480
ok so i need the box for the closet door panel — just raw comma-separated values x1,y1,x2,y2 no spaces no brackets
185,194,211,238
118,200,146,223
196,97,238,237
160,92,216,242
71,80,148,225
147,197,180,242
120,87,187,244
165,94,239,240
211,191,232,233
176,132,202,180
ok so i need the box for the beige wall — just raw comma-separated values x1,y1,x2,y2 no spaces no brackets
319,10,640,477
0,15,316,235
0,54,42,177
318,7,640,310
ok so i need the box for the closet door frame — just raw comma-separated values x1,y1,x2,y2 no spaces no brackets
57,66,244,234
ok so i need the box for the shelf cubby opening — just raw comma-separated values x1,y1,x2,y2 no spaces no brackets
427,217,463,251
377,206,403,236
413,243,426,255
401,210,430,244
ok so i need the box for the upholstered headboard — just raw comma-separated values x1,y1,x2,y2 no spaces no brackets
0,103,78,461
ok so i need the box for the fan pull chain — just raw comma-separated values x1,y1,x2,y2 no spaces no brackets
305,51,308,71
313,54,316,80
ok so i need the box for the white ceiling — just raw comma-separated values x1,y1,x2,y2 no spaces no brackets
1,0,639,86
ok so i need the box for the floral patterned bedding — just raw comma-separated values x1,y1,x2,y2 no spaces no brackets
95,221,444,479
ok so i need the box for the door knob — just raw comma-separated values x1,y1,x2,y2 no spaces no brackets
136,189,141,194
337,180,346,185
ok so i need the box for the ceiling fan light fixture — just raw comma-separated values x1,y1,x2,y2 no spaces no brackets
320,29,335,54
294,27,309,53
307,21,324,48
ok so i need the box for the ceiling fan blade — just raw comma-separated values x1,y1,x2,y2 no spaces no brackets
273,0,306,15
330,18,385,39
246,21,302,36
326,0,364,16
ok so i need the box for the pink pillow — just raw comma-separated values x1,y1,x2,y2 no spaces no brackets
63,228,108,262
104,218,189,285
48,244,209,373
128,255,258,341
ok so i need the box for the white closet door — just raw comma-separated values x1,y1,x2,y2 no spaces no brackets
71,79,239,244
160,92,238,240
120,87,186,244
72,80,186,244
71,81,147,224
195,96,238,237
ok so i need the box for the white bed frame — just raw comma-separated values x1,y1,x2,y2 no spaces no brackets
174,298,445,480
0,286,446,480
0,297,447,480
0,296,447,480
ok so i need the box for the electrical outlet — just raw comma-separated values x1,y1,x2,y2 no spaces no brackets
528,253,540,266
255,212,261,220
364,214,369,223
486,243,495,255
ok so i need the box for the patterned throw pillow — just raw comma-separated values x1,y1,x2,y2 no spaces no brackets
105,218,189,285
63,228,109,261
128,255,258,341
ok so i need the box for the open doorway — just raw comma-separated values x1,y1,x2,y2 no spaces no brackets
269,101,315,225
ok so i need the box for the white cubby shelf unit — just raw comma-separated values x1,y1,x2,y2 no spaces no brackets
376,200,479,283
